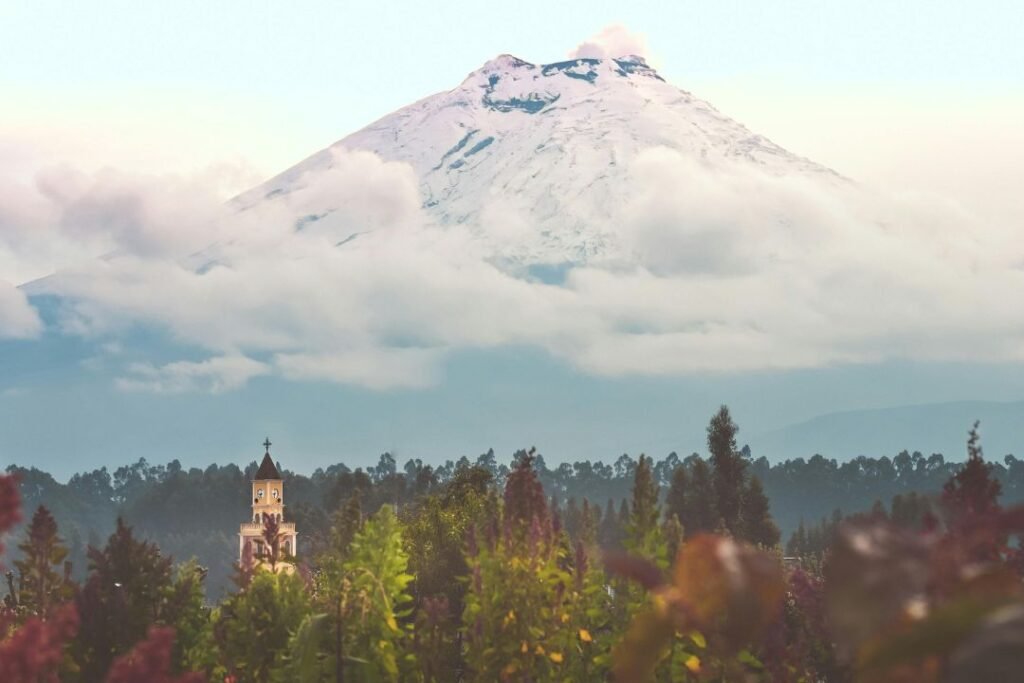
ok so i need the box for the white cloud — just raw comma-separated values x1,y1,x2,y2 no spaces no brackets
0,281,42,339
6,140,1024,392
569,25,651,60
116,355,271,394
275,347,443,391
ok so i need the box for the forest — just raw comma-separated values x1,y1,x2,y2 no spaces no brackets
2,405,1023,681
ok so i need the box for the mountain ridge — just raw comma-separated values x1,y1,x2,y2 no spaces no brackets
237,53,844,266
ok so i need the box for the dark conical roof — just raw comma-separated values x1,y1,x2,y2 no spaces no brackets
255,452,282,480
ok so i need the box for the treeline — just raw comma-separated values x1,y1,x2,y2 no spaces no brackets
7,409,1024,596
2,410,1023,681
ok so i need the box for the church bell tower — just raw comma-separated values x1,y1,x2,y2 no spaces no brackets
238,438,298,571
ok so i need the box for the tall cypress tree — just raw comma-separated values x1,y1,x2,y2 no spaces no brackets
599,498,620,549
740,476,780,547
685,457,719,535
73,518,174,682
624,455,664,565
942,421,1002,525
665,466,688,531
14,505,71,617
707,405,746,535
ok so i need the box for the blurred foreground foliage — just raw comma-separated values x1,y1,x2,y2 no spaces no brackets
1,412,1022,681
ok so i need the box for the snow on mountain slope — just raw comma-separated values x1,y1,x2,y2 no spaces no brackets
238,54,843,266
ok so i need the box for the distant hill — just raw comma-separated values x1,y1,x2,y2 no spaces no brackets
752,400,1024,461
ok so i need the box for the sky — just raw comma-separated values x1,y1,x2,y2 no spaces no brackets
2,1,1021,217
1,1,1023,476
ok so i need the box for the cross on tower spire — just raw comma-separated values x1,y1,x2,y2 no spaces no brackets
263,437,272,454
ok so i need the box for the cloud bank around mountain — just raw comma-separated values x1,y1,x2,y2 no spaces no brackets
2,141,1023,393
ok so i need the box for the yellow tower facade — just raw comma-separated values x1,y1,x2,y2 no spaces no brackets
238,439,298,572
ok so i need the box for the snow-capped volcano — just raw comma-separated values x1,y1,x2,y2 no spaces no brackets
239,54,842,265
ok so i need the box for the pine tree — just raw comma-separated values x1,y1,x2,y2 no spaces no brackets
14,505,72,617
707,405,746,535
617,499,630,545
740,476,780,547
503,449,549,536
786,519,807,556
665,466,688,532
598,498,619,549
564,497,582,541
662,513,684,563
942,421,1002,526
685,457,719,535
625,455,664,565
331,491,363,558
579,498,598,547
73,517,174,681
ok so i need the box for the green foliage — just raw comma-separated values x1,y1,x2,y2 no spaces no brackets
463,460,611,682
708,405,746,535
163,559,210,675
212,569,312,683
626,454,662,560
8,418,1024,681
337,504,415,682
14,505,73,617
684,458,719,536
274,613,333,683
741,476,781,548
71,517,175,682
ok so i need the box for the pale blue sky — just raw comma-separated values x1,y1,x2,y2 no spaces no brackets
2,0,1022,189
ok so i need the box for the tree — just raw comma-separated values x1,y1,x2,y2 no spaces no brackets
213,570,311,683
741,476,780,547
684,458,719,535
104,626,204,683
599,498,623,549
14,505,72,617
338,505,415,681
665,466,688,530
707,405,746,534
330,491,363,560
625,455,663,562
0,475,80,683
503,449,548,535
163,560,209,676
942,421,1002,526
73,517,174,682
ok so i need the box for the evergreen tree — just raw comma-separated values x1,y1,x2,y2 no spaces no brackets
617,499,630,545
786,519,808,556
598,498,620,549
707,405,746,534
665,466,688,531
579,498,598,548
330,491,363,558
662,513,684,563
564,497,582,541
942,421,1002,526
684,457,719,535
740,476,780,547
14,505,72,617
504,450,548,535
72,517,174,681
625,455,665,567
